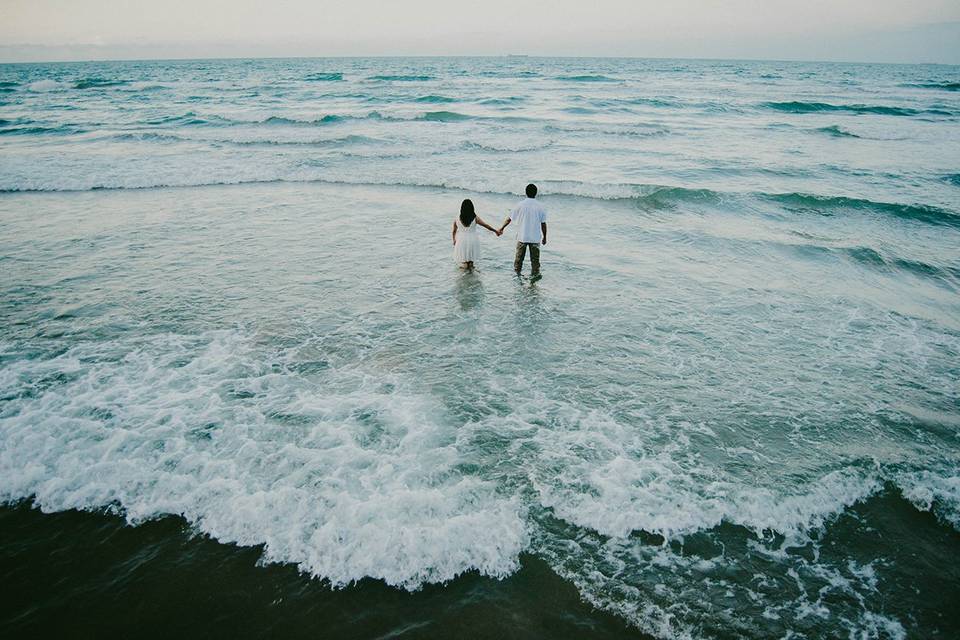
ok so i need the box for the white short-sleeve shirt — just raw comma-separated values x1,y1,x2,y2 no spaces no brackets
511,198,548,243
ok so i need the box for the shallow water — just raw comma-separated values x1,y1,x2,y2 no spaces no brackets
1,57,959,639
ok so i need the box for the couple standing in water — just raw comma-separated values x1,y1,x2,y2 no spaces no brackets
452,183,548,277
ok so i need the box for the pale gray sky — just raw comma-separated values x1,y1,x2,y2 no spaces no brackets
2,0,959,63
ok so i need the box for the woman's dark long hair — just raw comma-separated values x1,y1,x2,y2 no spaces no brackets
459,199,476,226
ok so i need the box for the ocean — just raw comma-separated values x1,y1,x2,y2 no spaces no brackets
0,57,958,639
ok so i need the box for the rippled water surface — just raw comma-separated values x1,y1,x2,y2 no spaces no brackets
1,57,959,639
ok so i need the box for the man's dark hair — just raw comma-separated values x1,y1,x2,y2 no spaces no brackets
526,183,538,198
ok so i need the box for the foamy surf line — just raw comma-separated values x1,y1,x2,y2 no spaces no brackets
1,330,956,586
2,176,956,230
0,330,527,589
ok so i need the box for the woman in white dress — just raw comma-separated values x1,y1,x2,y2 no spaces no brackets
452,199,500,270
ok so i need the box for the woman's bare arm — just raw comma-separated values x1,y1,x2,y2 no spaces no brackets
476,216,500,235
452,220,458,245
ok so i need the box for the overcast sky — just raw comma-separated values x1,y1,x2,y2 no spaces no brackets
2,0,959,63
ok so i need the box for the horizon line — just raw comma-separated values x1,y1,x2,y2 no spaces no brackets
1,52,957,67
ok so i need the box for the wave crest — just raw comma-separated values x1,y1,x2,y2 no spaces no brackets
369,75,433,82
304,72,343,81
74,77,128,89
902,81,960,91
815,125,860,138
762,101,930,116
554,74,619,82
0,331,529,589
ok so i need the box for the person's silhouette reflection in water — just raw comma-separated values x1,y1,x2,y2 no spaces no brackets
454,270,484,311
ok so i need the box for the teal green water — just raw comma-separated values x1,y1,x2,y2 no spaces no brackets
1,58,959,639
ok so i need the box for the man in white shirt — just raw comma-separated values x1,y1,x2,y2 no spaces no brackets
498,183,548,277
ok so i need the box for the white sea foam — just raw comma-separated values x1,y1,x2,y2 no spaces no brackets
536,516,905,640
526,404,880,540
850,612,907,640
26,79,67,92
896,470,960,530
0,330,527,589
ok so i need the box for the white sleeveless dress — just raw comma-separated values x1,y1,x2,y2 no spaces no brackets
453,217,480,263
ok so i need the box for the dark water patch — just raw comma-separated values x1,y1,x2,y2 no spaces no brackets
901,81,960,91
474,70,541,78
761,101,924,116
145,112,233,127
0,504,643,640
843,245,887,267
74,77,128,89
944,174,960,188
632,186,724,208
146,112,352,127
304,72,343,81
823,246,960,285
815,125,861,138
316,114,350,124
0,125,82,136
812,488,960,636
891,257,960,285
768,192,960,229
261,115,337,126
554,74,619,82
0,80,18,92
534,483,960,639
920,107,957,117
562,106,598,115
536,182,726,208
418,111,475,122
259,116,299,125
478,96,525,105
108,132,192,143
414,95,457,103
369,74,433,81
620,97,678,108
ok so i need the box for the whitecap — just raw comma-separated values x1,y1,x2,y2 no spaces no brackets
26,79,67,92
0,330,528,589
896,470,960,530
